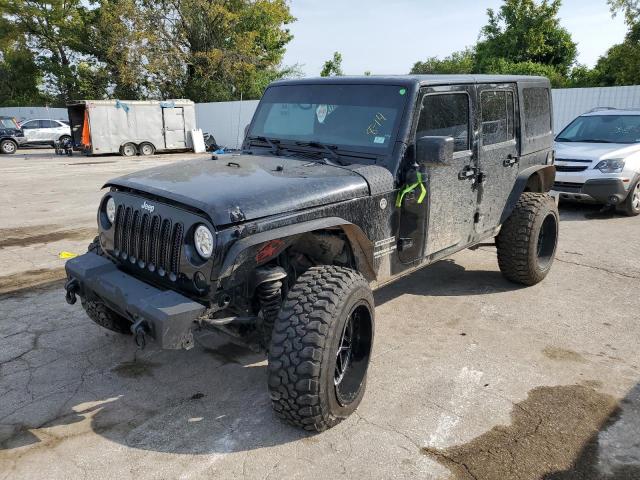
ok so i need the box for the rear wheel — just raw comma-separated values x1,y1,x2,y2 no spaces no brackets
59,135,71,144
496,192,559,286
618,179,640,217
120,142,137,157
1,139,17,154
268,265,374,431
139,142,155,156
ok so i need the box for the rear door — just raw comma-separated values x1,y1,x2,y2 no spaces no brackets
39,120,59,142
163,107,186,149
476,84,519,233
20,120,41,143
397,85,479,263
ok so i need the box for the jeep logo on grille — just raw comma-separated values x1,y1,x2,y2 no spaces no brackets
141,201,155,213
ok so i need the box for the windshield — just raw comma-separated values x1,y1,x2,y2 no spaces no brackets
248,84,408,154
556,114,640,144
0,118,18,129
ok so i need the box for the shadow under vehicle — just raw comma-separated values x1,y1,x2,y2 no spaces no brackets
64,75,558,432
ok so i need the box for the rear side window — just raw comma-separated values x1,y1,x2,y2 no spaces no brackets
418,93,470,152
39,120,58,128
481,91,515,146
523,88,551,138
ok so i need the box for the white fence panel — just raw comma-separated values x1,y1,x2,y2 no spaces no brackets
195,100,259,149
0,106,67,122
552,85,640,132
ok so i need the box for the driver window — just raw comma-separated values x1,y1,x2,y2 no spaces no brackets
21,121,37,129
417,93,470,152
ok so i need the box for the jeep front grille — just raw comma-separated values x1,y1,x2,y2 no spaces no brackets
113,205,184,279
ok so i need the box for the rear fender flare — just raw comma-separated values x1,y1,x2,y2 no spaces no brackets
500,165,556,224
218,217,376,284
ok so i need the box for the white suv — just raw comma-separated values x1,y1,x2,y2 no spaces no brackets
553,108,640,216
19,119,72,147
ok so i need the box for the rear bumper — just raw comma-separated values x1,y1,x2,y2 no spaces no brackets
552,178,630,205
65,252,206,349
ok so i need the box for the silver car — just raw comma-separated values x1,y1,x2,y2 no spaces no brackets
20,119,72,146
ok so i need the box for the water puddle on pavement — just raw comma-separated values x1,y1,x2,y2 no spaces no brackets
421,384,637,480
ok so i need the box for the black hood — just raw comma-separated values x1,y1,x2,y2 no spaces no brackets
106,154,372,226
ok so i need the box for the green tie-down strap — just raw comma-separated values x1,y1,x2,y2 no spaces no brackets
395,171,427,207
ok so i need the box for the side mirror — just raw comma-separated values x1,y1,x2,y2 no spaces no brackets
416,136,454,166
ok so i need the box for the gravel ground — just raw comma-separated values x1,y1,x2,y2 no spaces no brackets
0,150,639,479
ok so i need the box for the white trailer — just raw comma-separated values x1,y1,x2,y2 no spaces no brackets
67,99,197,156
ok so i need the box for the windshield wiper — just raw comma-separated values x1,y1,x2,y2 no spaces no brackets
293,141,349,165
247,135,284,155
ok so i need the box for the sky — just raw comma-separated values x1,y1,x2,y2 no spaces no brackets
282,0,628,76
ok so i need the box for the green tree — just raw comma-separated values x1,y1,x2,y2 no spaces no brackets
0,0,107,103
476,0,577,75
411,48,475,74
608,0,640,25
172,0,295,102
320,51,344,77
592,22,640,86
0,17,46,105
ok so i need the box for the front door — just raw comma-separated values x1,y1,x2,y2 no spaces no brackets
476,84,519,233
397,85,479,263
163,107,186,148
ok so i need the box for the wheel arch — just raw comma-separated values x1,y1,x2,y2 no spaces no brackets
218,217,376,284
500,165,556,224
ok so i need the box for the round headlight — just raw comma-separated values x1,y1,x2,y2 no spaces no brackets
194,225,214,259
106,197,116,224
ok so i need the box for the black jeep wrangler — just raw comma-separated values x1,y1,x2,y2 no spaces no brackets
65,75,558,431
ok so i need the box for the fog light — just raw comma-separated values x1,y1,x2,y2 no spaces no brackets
193,271,207,290
609,195,619,204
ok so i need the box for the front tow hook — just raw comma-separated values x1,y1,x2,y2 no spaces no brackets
64,278,80,305
131,317,148,349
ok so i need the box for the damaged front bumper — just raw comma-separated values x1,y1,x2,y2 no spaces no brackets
65,252,206,349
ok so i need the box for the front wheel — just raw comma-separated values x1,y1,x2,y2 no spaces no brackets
268,265,374,431
496,192,559,286
618,179,640,216
1,139,17,154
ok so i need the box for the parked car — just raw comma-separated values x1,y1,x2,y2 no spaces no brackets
19,118,71,147
64,75,558,432
553,108,640,216
0,116,26,154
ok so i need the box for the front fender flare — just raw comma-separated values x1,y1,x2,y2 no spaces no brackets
218,217,376,284
500,165,556,224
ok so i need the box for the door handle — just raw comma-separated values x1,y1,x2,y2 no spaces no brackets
503,154,519,167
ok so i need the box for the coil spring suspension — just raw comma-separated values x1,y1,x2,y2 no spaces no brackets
258,279,282,347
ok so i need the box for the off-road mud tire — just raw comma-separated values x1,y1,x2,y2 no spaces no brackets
83,236,132,335
267,265,374,432
496,192,559,286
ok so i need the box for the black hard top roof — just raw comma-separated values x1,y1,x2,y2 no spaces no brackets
271,74,549,88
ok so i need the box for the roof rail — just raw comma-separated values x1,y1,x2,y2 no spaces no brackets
586,107,618,113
